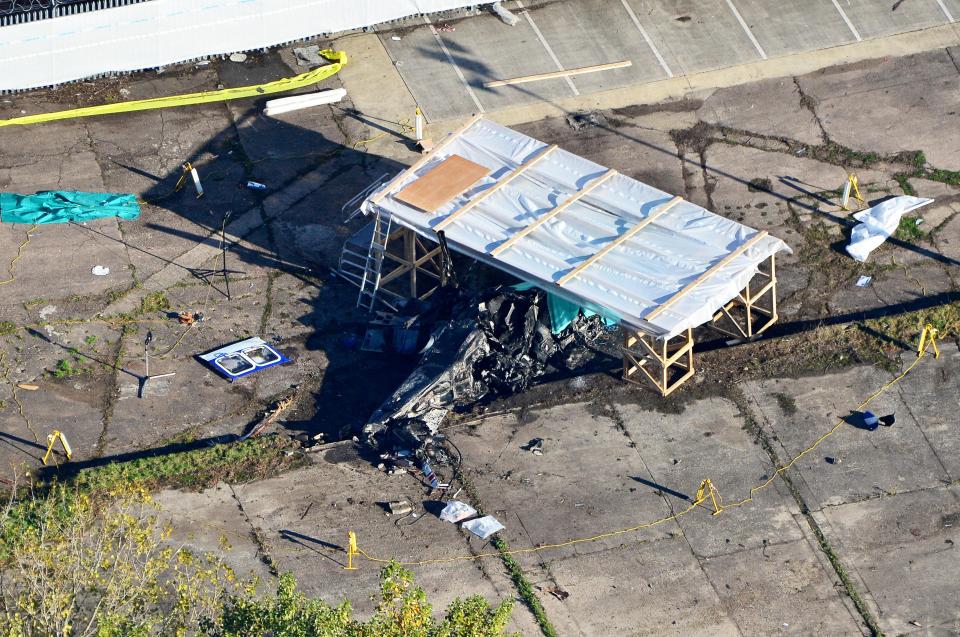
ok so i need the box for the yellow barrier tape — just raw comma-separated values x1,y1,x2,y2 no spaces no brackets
356,331,939,568
0,50,348,128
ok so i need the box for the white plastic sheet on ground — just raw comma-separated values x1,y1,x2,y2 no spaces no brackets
364,118,792,339
0,0,480,91
845,195,934,262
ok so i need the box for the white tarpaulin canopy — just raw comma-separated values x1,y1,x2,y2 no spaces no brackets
363,117,791,340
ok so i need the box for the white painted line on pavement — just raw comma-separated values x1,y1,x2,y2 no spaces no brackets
830,0,862,41
724,0,767,60
619,0,674,78
935,0,955,22
423,15,485,113
515,0,580,96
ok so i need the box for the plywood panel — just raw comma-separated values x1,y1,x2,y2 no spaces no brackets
394,155,490,213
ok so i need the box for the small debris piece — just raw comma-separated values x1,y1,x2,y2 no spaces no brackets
245,180,268,191
435,22,455,32
229,53,248,63
879,413,895,427
545,585,569,601
862,411,879,430
388,500,413,515
391,36,402,41
292,45,323,66
177,311,203,325
855,275,872,287
825,456,842,465
492,1,520,26
909,621,923,627
439,500,477,523
462,515,504,540
524,438,544,455
91,265,110,276
16,384,38,391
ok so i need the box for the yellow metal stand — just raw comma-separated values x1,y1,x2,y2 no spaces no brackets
42,430,73,466
918,324,940,358
344,531,359,570
695,478,723,516
841,173,865,211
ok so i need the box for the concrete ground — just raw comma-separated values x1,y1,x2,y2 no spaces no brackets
1,3,959,635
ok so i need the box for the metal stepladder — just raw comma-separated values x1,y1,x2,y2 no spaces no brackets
356,209,392,311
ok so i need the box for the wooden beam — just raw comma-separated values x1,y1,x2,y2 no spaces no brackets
556,195,682,286
484,60,632,88
644,231,769,321
491,169,617,258
369,113,484,205
434,144,558,231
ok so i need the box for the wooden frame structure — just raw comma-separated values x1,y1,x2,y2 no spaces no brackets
358,115,789,399
622,327,695,397
709,253,779,340
374,226,447,304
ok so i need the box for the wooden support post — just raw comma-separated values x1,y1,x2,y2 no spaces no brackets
621,327,695,397
709,253,779,339
484,60,633,88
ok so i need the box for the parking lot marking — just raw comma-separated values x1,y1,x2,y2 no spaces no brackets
724,0,767,60
830,0,862,41
515,1,580,96
935,0,955,22
422,15,485,114
619,0,673,78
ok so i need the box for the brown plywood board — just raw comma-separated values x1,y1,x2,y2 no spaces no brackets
394,155,490,213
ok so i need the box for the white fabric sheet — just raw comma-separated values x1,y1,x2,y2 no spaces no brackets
845,196,933,262
0,0,478,91
364,118,792,339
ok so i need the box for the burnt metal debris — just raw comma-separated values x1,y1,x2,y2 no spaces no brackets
364,285,617,466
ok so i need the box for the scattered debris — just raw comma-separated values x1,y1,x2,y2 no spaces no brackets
364,287,615,458
228,52,248,63
242,393,296,440
177,311,204,325
523,438,544,455
544,585,569,601
846,195,933,262
435,22,455,32
855,275,872,287
198,337,289,381
439,500,477,523
292,45,323,66
462,515,504,540
565,110,606,131
491,1,520,26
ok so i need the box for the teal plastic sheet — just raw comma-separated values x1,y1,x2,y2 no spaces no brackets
0,191,140,224
513,282,618,334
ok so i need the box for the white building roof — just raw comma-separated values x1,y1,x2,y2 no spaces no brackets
363,116,791,339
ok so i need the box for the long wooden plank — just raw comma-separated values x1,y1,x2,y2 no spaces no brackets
434,143,558,231
644,230,769,321
491,169,617,258
555,195,682,286
369,113,483,205
484,60,632,88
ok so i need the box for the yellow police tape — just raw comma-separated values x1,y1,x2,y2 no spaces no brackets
0,50,348,128
353,328,941,567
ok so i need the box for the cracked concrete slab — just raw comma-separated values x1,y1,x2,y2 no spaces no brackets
815,486,960,635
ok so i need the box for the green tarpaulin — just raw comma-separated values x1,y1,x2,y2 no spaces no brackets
0,191,140,224
513,282,618,334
